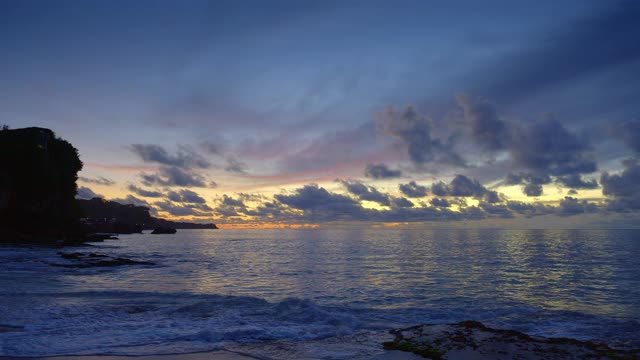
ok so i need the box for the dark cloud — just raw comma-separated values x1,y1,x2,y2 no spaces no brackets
507,201,555,217
391,197,414,208
79,176,115,186
364,163,402,179
76,186,102,200
478,2,640,103
568,189,578,195
431,181,449,197
484,190,501,204
339,180,391,206
509,116,596,176
141,166,208,187
456,94,508,150
131,144,210,169
275,184,366,221
201,141,223,155
524,183,543,197
449,175,486,197
479,202,513,218
557,196,599,216
398,181,428,198
456,98,596,179
167,189,206,204
377,106,465,167
127,184,163,198
608,118,640,153
556,174,598,189
222,195,246,207
430,198,450,208
601,158,640,210
154,200,213,217
224,157,247,174
504,173,524,185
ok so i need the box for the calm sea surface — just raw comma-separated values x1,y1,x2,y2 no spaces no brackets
1,228,639,357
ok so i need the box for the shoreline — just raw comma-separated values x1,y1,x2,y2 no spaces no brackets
0,350,423,360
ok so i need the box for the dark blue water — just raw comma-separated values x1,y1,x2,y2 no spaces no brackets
1,228,639,357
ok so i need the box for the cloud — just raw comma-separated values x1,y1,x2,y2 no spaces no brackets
141,166,208,187
477,2,640,103
601,158,640,210
431,181,449,196
455,96,596,179
224,157,247,174
398,181,428,198
508,116,596,176
201,141,224,155
430,198,450,208
154,200,213,217
557,196,599,216
275,184,366,221
377,106,465,167
391,197,414,208
449,175,487,197
479,202,513,218
507,201,555,217
364,163,402,179
79,176,115,186
556,174,598,189
167,189,206,204
339,180,391,206
456,94,508,150
76,186,102,199
524,183,543,197
127,184,163,198
607,118,640,153
131,144,210,169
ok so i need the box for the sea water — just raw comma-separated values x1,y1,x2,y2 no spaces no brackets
1,228,639,357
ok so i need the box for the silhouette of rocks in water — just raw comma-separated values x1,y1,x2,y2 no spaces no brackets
56,252,155,268
151,226,177,234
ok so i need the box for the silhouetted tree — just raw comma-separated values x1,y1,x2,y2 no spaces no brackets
0,127,84,243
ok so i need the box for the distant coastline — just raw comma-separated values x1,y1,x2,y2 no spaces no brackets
0,127,216,245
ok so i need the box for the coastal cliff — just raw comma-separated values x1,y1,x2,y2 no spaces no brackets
0,127,84,244
78,197,218,233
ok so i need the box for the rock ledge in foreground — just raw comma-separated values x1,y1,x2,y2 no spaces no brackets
383,321,638,359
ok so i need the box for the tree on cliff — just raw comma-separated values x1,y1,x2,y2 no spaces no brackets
0,127,83,243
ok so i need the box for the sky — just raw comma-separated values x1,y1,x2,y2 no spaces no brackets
2,0,640,227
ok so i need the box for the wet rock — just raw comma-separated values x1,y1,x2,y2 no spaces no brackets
383,321,639,359
56,252,154,267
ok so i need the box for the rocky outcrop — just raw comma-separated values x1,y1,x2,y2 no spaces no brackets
151,226,177,234
383,321,638,359
56,252,155,268
0,127,84,244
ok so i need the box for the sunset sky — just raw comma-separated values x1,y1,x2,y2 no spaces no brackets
2,0,640,226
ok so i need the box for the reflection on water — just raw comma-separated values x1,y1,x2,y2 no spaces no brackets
47,228,639,319
1,227,639,355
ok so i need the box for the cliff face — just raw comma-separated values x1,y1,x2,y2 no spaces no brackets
0,127,84,243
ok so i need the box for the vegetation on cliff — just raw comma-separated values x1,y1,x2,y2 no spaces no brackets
0,127,84,243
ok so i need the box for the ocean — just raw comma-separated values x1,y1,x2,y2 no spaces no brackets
1,228,639,358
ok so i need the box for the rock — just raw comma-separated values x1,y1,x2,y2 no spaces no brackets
56,252,154,267
151,227,177,234
383,321,639,359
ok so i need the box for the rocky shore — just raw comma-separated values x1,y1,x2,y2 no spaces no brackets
383,321,639,359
